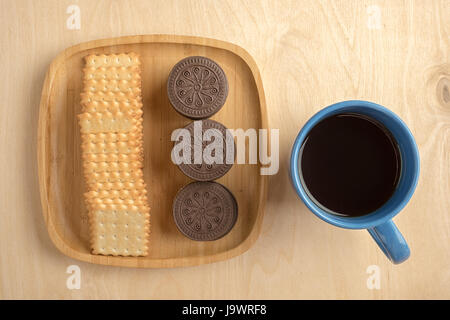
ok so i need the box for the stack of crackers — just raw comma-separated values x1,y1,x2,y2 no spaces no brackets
78,53,150,256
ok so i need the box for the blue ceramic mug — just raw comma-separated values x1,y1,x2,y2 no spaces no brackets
290,100,420,264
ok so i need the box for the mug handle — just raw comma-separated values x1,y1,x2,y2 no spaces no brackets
367,220,410,264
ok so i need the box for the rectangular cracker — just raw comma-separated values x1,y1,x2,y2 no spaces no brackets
89,209,149,256
78,115,136,134
80,91,143,106
82,153,143,163
81,138,142,154
86,180,147,192
84,53,141,68
83,65,141,81
79,53,150,257
85,189,147,199
81,101,144,116
84,171,144,184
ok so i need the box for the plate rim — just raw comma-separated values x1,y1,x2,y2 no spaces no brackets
37,34,269,268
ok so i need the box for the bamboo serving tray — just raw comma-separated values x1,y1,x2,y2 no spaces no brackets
37,35,268,268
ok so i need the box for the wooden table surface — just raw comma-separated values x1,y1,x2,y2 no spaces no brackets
1,0,449,299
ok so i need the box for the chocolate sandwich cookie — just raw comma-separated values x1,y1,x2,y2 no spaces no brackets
167,56,228,119
174,119,234,181
173,181,238,241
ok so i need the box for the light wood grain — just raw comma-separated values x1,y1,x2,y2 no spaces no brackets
1,0,449,299
37,35,268,268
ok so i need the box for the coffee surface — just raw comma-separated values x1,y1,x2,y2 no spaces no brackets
300,113,401,217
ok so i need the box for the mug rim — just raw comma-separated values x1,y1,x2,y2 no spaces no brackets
290,100,420,229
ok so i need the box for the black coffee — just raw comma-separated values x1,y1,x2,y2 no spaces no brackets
300,113,401,217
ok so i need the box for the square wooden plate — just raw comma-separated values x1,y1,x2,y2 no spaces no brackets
37,35,268,268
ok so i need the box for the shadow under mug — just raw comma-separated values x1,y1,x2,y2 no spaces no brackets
290,100,420,264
